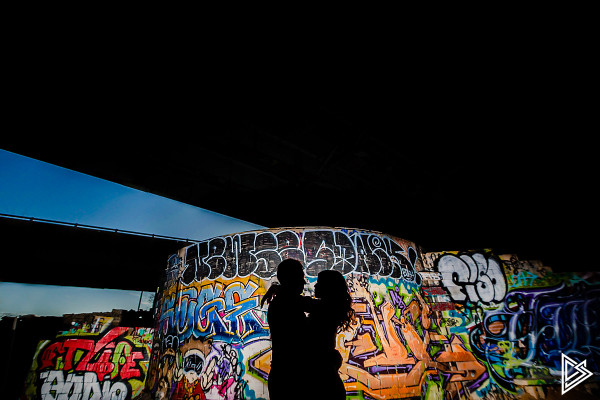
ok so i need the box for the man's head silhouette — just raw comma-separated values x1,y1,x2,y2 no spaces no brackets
276,259,305,295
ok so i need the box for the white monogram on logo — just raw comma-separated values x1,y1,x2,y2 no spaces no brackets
562,353,593,394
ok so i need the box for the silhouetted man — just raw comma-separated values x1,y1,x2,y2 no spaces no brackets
262,259,307,400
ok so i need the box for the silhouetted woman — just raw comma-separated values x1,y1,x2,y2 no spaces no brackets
304,270,355,400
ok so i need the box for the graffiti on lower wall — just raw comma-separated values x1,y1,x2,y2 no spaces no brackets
23,326,153,400
470,281,600,392
249,273,488,399
145,227,600,399
422,250,600,400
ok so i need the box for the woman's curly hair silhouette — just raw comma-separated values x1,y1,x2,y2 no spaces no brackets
314,270,356,332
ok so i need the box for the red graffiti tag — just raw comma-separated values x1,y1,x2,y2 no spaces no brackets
39,327,146,381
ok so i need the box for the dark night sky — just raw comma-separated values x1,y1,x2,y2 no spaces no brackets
3,48,596,286
3,95,595,285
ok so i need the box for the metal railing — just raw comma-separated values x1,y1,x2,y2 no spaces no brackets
0,212,200,243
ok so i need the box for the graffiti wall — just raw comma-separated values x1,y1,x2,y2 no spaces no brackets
23,323,154,400
145,227,600,400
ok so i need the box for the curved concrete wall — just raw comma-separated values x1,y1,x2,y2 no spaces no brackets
146,227,599,400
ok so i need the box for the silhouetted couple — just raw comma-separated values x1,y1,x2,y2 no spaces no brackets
261,259,354,400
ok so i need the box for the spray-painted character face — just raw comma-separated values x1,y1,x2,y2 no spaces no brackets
183,349,206,384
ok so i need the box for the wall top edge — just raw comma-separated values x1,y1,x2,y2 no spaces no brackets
182,226,415,248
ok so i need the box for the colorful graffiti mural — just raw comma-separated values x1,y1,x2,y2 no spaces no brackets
23,325,153,400
145,227,600,400
24,227,597,399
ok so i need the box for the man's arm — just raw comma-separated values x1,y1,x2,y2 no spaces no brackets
260,283,280,308
299,295,319,314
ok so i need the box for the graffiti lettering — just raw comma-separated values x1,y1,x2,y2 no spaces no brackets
30,327,152,400
39,371,128,400
422,286,446,295
470,283,600,391
419,271,442,281
158,280,268,343
508,270,538,289
180,229,421,284
438,252,507,304
39,327,147,382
